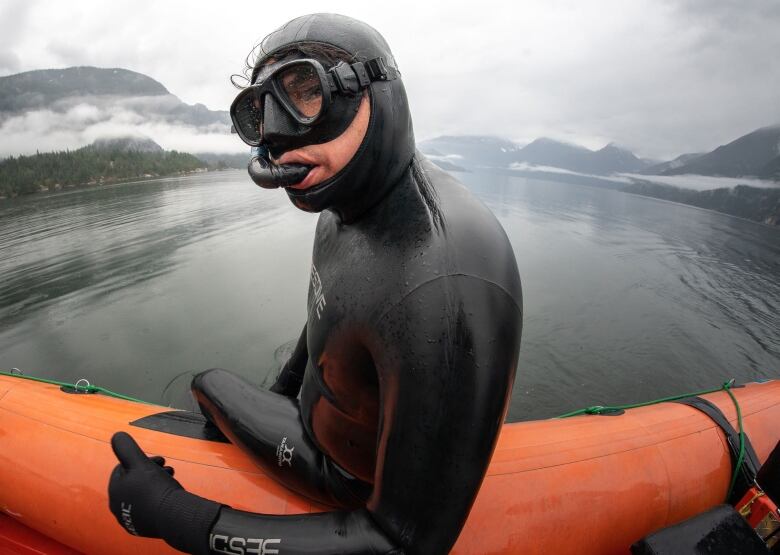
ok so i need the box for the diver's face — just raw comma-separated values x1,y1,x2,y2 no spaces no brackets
271,92,370,190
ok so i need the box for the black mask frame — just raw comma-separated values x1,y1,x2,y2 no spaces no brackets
231,56,395,148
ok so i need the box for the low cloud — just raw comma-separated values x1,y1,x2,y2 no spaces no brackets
623,173,780,192
510,162,632,183
0,95,244,158
2,1,779,161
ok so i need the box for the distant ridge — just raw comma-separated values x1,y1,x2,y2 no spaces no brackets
642,153,705,175
420,136,653,175
90,136,163,153
0,66,229,131
654,125,780,179
419,135,520,170
0,67,169,113
420,129,780,225
421,125,780,182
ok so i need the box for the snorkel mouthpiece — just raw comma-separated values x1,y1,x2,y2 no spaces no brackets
248,146,312,189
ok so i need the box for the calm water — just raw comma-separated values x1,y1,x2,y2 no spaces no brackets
1,170,778,421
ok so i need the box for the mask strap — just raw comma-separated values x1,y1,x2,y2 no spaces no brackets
329,57,398,95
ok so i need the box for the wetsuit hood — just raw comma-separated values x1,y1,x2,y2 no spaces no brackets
253,13,415,223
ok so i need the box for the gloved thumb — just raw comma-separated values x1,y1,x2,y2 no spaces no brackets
111,431,149,470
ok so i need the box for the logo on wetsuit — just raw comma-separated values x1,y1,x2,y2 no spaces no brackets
310,264,327,319
209,534,281,554
276,436,295,467
120,502,138,535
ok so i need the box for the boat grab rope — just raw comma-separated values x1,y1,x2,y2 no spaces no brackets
556,379,747,502
0,369,151,404
0,369,751,501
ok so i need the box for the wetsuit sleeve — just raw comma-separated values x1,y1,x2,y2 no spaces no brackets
269,324,308,397
364,275,522,554
192,369,372,509
208,507,399,554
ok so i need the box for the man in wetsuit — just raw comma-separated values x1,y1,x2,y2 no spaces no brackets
108,13,522,555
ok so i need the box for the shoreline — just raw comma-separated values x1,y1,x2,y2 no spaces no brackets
0,167,242,202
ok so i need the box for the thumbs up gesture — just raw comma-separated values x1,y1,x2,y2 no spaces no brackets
107,431,223,553
108,431,181,538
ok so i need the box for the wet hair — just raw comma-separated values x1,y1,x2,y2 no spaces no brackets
411,154,445,232
231,41,354,89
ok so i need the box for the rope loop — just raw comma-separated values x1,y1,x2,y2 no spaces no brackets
0,370,150,404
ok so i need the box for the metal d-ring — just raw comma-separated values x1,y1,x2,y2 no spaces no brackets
74,378,91,392
61,378,95,395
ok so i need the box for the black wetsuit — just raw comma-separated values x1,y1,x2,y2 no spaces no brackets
110,14,522,555
194,153,522,554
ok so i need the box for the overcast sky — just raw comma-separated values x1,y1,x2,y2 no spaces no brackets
1,0,778,160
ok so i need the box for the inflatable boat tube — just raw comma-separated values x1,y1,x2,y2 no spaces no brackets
1,373,779,554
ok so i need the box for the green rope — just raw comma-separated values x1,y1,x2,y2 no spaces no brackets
723,383,746,501
554,382,733,418
556,379,746,503
0,369,151,404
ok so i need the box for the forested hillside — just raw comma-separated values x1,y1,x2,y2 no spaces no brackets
0,146,206,198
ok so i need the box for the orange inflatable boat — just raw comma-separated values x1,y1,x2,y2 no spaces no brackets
1,372,779,554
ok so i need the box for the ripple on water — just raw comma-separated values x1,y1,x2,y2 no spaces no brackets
1,171,778,420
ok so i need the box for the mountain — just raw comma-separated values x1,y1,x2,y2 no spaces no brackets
658,125,780,178
0,139,207,198
419,135,520,170
420,132,780,226
513,137,592,170
420,135,651,175
593,144,652,173
90,136,163,153
515,139,651,174
0,67,168,112
422,127,780,183
761,155,780,180
626,181,780,226
0,67,231,157
642,153,704,175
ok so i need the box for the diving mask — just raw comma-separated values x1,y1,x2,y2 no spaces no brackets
231,57,395,155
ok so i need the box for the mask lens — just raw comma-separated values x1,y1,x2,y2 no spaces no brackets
277,63,323,119
233,90,262,145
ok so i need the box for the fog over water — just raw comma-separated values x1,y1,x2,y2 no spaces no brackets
0,171,778,420
0,95,236,157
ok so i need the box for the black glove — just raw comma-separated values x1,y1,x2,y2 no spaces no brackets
108,431,223,555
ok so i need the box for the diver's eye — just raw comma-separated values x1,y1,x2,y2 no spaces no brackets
299,86,322,102
279,65,323,118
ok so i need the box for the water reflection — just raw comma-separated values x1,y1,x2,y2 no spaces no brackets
457,172,780,420
0,170,778,422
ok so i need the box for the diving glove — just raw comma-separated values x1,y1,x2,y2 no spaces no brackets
108,431,223,555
